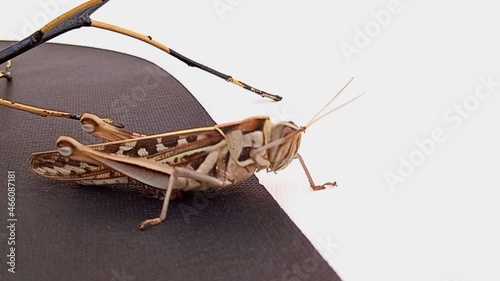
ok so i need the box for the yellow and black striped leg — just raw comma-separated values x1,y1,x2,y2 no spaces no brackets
0,60,12,80
295,154,337,191
0,97,124,129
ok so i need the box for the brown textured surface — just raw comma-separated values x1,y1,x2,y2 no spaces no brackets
0,41,341,281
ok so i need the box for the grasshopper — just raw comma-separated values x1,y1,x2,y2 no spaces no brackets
0,1,364,230
26,78,363,230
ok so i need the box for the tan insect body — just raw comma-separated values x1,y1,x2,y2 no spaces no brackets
26,78,363,230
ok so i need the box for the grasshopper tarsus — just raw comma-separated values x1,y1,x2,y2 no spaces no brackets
139,218,163,231
312,186,326,191
311,181,337,191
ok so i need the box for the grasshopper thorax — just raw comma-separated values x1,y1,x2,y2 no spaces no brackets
266,121,304,172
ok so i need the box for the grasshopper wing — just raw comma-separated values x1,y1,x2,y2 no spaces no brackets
27,125,228,185
28,149,131,185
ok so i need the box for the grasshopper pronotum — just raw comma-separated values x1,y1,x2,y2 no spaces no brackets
26,78,363,230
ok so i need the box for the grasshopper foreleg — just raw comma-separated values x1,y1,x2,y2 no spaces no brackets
295,154,337,191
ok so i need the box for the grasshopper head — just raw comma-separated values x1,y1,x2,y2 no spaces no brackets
267,121,304,172
264,78,365,172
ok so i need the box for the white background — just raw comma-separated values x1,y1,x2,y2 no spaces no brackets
1,1,500,281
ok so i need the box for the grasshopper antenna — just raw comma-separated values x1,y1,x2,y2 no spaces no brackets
305,77,364,129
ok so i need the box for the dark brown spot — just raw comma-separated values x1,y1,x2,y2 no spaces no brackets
148,36,152,40
186,135,198,143
162,136,179,148
122,138,157,156
174,157,179,163
190,154,208,170
102,143,123,154
238,147,252,162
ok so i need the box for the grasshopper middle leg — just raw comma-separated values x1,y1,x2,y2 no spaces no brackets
139,167,226,230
